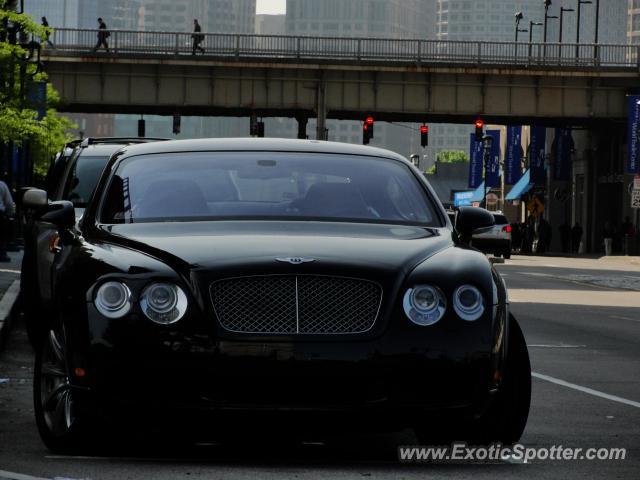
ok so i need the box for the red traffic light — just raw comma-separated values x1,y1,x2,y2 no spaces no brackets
475,119,484,129
366,116,374,125
420,125,429,134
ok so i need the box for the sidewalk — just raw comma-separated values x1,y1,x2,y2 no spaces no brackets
0,250,22,352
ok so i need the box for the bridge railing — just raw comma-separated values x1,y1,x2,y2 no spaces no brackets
46,28,640,69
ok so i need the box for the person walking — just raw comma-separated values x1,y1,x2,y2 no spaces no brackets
603,221,613,256
41,17,54,48
0,178,15,262
93,18,110,52
191,19,205,55
571,222,583,253
559,222,571,254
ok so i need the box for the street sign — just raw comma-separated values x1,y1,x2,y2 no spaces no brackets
454,191,474,207
527,196,545,217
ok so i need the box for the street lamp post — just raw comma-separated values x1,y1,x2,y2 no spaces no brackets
529,21,543,60
543,1,558,61
543,1,559,43
482,135,493,208
576,0,593,59
515,12,528,43
559,7,574,43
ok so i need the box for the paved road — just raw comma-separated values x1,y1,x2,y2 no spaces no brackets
1,255,639,479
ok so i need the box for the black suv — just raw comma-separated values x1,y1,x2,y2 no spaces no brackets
21,137,167,344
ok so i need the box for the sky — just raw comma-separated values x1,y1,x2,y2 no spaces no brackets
256,0,286,15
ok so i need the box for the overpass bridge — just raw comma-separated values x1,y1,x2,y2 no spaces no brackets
43,28,640,139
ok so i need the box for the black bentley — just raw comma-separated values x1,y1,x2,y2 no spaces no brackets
23,139,531,452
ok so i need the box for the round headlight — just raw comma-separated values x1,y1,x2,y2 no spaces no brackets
403,285,446,326
140,283,188,324
95,281,131,318
453,285,485,321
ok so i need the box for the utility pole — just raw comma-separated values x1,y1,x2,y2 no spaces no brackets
576,0,593,59
559,7,574,43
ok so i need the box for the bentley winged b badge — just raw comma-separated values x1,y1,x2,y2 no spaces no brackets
275,257,317,265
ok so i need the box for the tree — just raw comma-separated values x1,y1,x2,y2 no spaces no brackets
436,150,469,164
425,150,470,174
0,1,75,180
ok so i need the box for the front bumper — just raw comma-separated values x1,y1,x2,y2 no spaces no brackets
68,302,508,428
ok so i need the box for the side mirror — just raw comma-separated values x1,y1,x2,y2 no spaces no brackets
455,206,495,244
40,201,76,230
22,188,48,210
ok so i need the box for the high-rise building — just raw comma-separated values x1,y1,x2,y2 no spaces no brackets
431,0,627,165
256,14,286,35
281,0,435,161
286,0,434,39
629,0,640,45
25,0,99,29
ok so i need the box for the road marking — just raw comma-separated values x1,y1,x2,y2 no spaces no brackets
609,315,640,323
528,344,586,348
0,469,49,480
532,372,640,408
0,268,20,274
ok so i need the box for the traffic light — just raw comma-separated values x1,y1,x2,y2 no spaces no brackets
363,124,370,145
474,118,484,142
420,124,429,148
137,118,145,138
172,113,181,135
365,116,374,138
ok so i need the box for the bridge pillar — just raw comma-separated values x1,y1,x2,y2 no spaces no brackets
296,115,308,140
315,73,327,141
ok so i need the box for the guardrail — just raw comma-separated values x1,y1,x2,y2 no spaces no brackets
43,28,640,70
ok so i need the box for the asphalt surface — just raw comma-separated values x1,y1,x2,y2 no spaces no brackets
0,255,639,479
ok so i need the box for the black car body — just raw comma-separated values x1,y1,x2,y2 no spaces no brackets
26,139,530,451
21,137,167,344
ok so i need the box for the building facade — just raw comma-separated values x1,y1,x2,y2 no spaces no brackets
630,0,640,45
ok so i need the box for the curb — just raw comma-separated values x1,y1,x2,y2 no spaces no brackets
0,280,20,353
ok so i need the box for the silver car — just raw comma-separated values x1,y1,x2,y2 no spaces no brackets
471,212,512,259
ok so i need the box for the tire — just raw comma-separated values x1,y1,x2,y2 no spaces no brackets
414,315,531,445
473,315,531,444
503,249,512,260
33,326,99,453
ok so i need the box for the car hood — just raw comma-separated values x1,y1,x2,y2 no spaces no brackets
100,220,453,278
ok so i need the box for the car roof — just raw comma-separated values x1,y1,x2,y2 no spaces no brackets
77,144,129,156
115,138,409,163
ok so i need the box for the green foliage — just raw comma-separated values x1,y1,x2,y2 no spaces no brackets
1,2,74,179
436,150,469,163
425,150,470,175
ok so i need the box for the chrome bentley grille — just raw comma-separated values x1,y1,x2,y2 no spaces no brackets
211,275,382,335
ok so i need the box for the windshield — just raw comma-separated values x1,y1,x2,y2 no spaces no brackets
65,155,111,207
100,152,440,226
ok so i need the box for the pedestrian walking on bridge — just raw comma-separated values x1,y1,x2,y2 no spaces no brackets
192,19,205,55
41,17,54,48
93,18,110,52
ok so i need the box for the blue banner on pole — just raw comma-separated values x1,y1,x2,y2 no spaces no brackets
468,134,483,188
485,130,501,188
529,126,546,185
628,95,640,174
553,128,573,181
505,126,522,185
